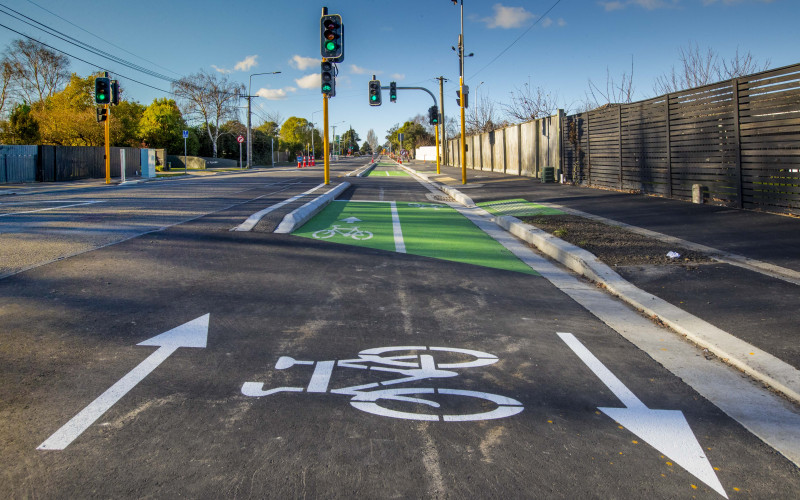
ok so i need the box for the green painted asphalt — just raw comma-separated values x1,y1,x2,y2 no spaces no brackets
293,200,537,275
477,198,564,217
366,170,409,177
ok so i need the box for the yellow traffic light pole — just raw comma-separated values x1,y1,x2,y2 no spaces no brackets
323,66,330,186
104,103,111,184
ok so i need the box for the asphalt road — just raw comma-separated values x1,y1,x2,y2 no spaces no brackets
1,159,798,498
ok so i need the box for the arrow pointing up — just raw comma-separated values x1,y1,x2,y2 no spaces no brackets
38,314,210,451
557,332,727,499
340,217,361,224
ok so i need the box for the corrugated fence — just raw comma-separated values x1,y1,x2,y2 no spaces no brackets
1,145,142,183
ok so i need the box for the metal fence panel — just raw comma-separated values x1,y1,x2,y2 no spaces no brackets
0,145,37,183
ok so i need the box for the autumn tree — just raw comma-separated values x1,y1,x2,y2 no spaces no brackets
139,98,186,152
172,70,244,157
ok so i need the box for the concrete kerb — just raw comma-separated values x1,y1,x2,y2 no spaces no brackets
356,162,378,177
274,182,351,234
398,164,476,208
402,164,800,405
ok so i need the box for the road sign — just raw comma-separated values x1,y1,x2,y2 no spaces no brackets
183,130,189,139
237,135,245,144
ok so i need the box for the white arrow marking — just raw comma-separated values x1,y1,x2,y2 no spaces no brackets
38,314,210,451
340,216,361,224
557,332,727,498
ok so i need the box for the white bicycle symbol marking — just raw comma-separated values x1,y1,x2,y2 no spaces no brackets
408,203,444,210
242,346,524,421
312,225,374,240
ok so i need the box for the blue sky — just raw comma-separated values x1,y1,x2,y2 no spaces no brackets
1,0,797,147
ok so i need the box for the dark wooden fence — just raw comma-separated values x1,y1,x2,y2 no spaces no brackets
0,145,142,183
562,63,800,215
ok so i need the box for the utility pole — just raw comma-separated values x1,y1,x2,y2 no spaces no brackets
247,71,281,169
458,1,467,184
436,76,448,170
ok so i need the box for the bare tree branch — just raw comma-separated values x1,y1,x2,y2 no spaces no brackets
2,39,69,105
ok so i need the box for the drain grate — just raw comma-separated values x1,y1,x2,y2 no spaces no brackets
427,193,454,203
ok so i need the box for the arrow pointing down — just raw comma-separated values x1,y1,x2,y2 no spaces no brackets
557,332,727,499
38,314,210,451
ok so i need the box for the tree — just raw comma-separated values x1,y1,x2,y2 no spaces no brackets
32,72,101,146
5,102,39,144
466,95,504,134
2,39,69,105
172,70,244,157
366,129,379,152
139,98,186,153
586,59,635,109
653,41,771,95
503,81,558,123
341,127,360,153
256,121,280,137
360,141,373,155
280,116,312,154
0,62,11,117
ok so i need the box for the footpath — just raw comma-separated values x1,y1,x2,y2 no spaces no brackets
401,160,800,406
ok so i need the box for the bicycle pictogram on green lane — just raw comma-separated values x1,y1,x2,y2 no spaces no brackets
292,200,537,275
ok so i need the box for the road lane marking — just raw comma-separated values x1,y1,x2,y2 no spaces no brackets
38,314,210,451
558,332,727,499
390,201,406,253
0,200,105,217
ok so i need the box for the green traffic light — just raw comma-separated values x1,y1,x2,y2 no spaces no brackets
323,84,332,92
370,95,377,101
98,94,105,100
326,41,336,51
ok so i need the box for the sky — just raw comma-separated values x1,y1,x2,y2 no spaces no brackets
1,0,798,149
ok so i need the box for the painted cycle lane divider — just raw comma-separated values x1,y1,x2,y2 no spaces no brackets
291,200,537,275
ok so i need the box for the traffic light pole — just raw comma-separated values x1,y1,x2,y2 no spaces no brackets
323,90,330,185
104,103,111,184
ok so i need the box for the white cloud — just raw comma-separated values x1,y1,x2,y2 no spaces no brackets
295,73,320,89
290,55,318,71
350,64,369,75
599,0,679,10
211,65,232,74
234,55,259,72
391,73,405,80
558,18,567,27
256,87,296,100
482,4,535,29
541,17,553,28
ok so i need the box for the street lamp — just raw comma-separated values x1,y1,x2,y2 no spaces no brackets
247,71,281,169
310,109,323,162
452,0,470,184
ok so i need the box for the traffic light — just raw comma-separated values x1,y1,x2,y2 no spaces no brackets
320,14,344,62
455,85,469,108
428,105,439,125
110,80,120,105
389,82,397,102
321,61,335,96
368,79,382,106
95,77,111,104
96,107,107,123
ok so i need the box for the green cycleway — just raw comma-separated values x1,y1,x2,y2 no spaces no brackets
293,200,537,275
366,162,409,177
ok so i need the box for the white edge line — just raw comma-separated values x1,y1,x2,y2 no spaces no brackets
390,201,406,253
0,200,105,217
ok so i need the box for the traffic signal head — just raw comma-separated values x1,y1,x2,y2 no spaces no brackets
95,77,111,104
96,107,107,123
455,85,469,108
368,79,382,106
389,82,397,103
320,14,344,62
321,61,335,96
428,105,439,125
110,80,120,105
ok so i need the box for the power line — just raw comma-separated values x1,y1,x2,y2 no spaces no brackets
470,0,565,79
0,3,178,84
0,21,175,95
24,0,182,77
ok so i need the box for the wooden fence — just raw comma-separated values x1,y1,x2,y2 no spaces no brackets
0,145,144,183
562,62,800,215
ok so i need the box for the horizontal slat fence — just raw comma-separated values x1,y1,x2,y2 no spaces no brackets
562,62,800,215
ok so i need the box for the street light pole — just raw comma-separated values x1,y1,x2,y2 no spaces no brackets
247,71,281,169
